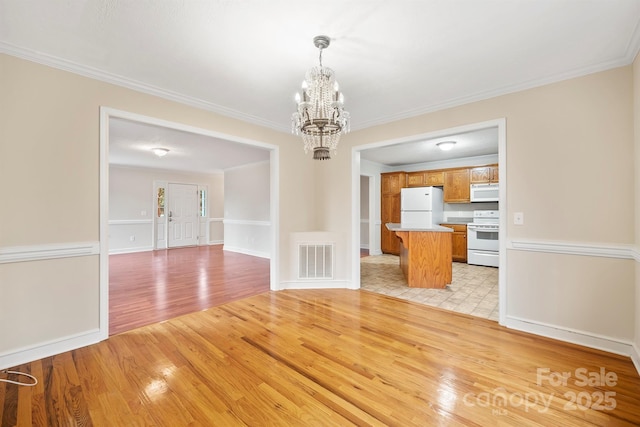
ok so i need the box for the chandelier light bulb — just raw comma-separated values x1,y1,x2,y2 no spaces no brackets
295,92,301,103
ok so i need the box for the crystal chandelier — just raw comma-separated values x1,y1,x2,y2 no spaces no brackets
291,35,350,160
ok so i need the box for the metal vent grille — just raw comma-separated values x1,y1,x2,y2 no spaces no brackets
298,244,333,279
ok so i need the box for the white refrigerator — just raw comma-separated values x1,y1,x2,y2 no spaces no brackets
400,186,444,228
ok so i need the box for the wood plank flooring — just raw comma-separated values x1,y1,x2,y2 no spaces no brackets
109,245,270,335
2,289,639,426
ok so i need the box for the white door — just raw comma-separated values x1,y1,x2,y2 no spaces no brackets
168,183,199,248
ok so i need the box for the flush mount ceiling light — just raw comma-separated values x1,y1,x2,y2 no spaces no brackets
152,148,169,157
291,35,350,161
436,141,457,151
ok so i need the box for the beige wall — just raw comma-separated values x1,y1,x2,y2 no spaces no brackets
0,54,314,359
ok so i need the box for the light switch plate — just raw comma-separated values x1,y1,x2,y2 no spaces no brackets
514,212,524,225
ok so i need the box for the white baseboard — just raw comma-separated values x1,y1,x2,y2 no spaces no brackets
631,343,640,375
504,315,635,361
277,280,356,290
368,249,383,256
109,245,155,255
0,329,103,371
223,245,270,259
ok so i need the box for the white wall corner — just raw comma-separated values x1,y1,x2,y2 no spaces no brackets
631,342,640,376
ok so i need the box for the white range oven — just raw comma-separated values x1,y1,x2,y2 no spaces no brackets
467,210,499,267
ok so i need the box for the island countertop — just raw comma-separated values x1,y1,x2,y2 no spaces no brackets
385,223,453,233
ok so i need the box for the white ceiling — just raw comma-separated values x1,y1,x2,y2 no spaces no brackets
109,118,270,173
360,127,499,167
2,1,639,169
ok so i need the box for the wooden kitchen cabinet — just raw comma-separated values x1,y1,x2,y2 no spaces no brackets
424,170,444,186
407,170,445,187
441,223,467,262
443,168,470,203
381,172,406,254
470,165,499,183
406,171,425,187
382,171,406,194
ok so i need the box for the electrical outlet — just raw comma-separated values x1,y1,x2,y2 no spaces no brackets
141,210,147,216
130,235,136,242
514,212,524,225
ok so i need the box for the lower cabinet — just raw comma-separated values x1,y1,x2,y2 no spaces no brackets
440,224,467,262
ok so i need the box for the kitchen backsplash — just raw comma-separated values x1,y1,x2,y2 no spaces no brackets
443,202,499,222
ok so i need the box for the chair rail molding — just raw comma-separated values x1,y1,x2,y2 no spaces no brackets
0,241,100,264
508,239,636,259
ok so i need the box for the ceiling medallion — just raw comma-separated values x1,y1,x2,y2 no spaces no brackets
291,35,350,160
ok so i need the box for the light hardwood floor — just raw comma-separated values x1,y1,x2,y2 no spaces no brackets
1,289,639,425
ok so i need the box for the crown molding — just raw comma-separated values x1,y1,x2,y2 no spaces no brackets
3,30,640,134
0,41,289,133
354,55,636,131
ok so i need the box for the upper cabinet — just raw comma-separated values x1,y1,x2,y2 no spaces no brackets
382,171,406,194
470,165,499,184
443,168,471,203
406,171,425,187
424,170,445,186
407,170,445,187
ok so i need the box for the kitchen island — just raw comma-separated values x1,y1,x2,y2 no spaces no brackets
385,223,453,288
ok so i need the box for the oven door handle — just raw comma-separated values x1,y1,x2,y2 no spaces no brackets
468,225,499,232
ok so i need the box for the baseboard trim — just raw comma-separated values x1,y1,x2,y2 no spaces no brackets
278,280,356,290
223,245,270,259
504,315,634,361
0,329,103,371
0,241,100,264
108,246,155,255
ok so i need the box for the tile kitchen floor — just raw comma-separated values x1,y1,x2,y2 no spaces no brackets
360,254,499,321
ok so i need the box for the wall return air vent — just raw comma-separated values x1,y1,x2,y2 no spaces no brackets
298,243,334,279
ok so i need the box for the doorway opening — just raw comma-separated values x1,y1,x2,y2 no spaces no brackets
352,118,507,324
99,107,279,337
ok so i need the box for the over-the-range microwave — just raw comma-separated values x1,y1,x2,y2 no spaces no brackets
470,183,499,202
